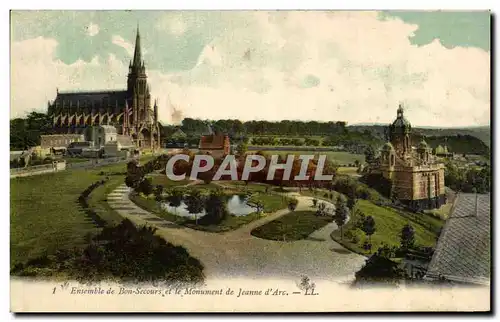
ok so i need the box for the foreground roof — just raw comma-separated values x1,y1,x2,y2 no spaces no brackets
199,134,229,149
425,193,491,285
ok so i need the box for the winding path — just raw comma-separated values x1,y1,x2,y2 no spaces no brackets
107,184,366,282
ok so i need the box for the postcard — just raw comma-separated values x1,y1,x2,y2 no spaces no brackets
9,10,491,312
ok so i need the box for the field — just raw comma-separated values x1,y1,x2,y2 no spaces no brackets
10,156,154,267
251,211,331,241
254,150,365,165
149,175,193,187
331,200,444,255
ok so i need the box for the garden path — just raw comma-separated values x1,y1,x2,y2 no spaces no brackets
107,184,366,282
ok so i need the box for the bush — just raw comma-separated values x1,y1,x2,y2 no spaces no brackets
11,219,205,284
288,198,299,211
137,178,154,196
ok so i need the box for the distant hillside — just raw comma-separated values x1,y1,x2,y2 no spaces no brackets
348,125,491,147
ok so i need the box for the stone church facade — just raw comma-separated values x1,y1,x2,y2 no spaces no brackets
47,28,160,150
373,105,446,211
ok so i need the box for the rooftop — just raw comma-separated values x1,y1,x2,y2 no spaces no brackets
425,193,491,285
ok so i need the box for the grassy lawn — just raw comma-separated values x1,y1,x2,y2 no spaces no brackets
251,211,331,241
331,200,444,256
10,155,154,268
251,150,365,165
300,189,340,203
425,199,454,219
337,167,360,176
129,186,290,233
149,175,192,187
64,157,91,164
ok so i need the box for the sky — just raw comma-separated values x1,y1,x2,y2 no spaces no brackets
10,10,491,127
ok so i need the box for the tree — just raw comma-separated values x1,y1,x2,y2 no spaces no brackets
312,198,318,207
235,142,248,157
362,216,376,253
316,202,327,216
153,185,164,212
185,190,205,224
288,198,298,211
334,195,348,239
354,254,406,285
166,188,184,215
347,195,357,211
202,190,228,225
364,146,376,164
400,224,415,251
137,178,153,196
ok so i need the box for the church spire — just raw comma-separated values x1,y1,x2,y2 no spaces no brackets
132,25,142,68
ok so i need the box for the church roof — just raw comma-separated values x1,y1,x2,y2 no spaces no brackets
54,90,130,108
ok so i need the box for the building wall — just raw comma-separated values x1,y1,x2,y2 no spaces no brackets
40,134,85,149
200,149,225,160
392,169,414,200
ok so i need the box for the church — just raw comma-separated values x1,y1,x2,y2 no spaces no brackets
47,27,161,150
371,105,446,211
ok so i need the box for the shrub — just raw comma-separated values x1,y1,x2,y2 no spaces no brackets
288,198,299,211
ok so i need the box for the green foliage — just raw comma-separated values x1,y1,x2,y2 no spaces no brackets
10,112,53,150
287,198,298,211
166,188,184,208
11,219,205,283
400,224,416,251
236,142,248,156
364,146,376,164
354,254,406,284
199,190,228,225
185,190,205,215
137,178,153,196
334,196,349,239
312,198,318,207
347,195,357,210
330,200,443,256
445,162,490,193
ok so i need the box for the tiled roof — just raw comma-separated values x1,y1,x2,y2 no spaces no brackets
425,193,491,285
52,90,130,111
199,134,228,149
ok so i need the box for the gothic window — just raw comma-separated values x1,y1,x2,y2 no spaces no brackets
390,154,395,166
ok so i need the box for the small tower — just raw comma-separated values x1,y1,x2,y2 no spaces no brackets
153,99,158,123
388,104,412,160
417,138,430,164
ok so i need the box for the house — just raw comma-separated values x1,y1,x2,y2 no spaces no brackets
85,125,118,148
424,193,491,285
103,135,136,157
199,133,230,159
40,134,85,150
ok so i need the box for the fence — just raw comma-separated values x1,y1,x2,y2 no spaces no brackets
10,161,66,178
65,156,128,170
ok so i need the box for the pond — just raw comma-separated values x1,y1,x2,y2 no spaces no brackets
160,194,257,219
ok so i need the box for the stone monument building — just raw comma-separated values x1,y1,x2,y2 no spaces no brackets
373,105,446,211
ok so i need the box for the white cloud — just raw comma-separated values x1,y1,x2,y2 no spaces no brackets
111,35,134,56
10,12,490,128
86,22,99,37
164,11,490,127
10,37,126,119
